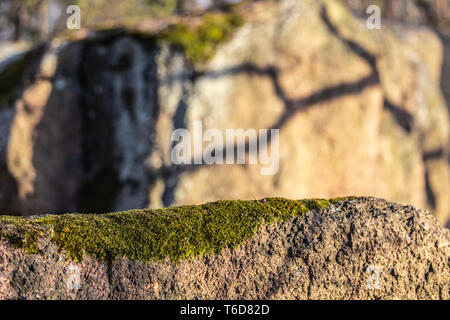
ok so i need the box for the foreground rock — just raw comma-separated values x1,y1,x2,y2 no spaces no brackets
0,197,448,300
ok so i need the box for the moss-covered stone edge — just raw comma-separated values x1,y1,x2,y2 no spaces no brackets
79,11,245,65
0,197,360,263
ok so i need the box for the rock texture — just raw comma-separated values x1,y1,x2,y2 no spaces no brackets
0,197,448,300
0,0,449,224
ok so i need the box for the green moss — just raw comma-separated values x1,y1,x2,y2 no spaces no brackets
157,13,244,64
0,215,42,254
0,197,358,263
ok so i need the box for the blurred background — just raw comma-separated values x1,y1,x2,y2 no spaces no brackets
0,0,448,226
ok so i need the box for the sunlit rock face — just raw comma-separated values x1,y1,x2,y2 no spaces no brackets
0,0,448,224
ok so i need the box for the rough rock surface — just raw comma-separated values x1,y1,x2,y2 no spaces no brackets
0,0,449,224
0,197,448,300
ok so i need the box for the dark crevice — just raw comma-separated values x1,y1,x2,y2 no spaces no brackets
384,99,414,133
424,169,437,209
423,148,445,161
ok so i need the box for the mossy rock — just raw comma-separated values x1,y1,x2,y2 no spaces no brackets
156,13,244,64
75,11,244,66
0,197,358,263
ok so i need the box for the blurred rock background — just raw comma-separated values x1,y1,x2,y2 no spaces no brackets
0,0,448,226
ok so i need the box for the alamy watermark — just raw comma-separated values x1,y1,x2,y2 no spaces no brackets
171,121,279,175
66,5,81,30
366,265,382,290
366,5,381,30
